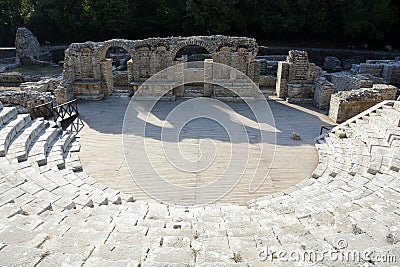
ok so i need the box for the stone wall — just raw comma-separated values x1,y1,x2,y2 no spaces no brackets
329,84,398,122
330,72,373,92
259,76,276,88
275,50,321,103
54,86,73,105
113,72,129,87
0,73,50,85
313,77,334,110
357,60,400,85
0,90,55,110
72,81,103,100
358,63,384,78
20,78,60,93
257,56,286,76
59,36,260,101
0,73,26,84
258,46,400,70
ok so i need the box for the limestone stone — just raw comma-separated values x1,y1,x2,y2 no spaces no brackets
329,84,397,123
58,36,260,101
323,56,341,72
0,95,399,266
15,27,41,65
387,226,400,244
275,50,322,104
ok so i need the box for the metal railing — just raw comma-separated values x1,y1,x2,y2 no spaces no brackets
30,101,55,120
320,125,333,135
31,99,84,133
54,99,84,133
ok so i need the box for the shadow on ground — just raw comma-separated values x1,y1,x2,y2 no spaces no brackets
78,97,334,147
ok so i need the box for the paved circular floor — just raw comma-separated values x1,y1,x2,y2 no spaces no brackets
77,97,334,204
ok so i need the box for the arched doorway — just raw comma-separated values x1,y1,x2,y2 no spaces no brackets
175,45,212,65
174,45,212,98
105,46,132,97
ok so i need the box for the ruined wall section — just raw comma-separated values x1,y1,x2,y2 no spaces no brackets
357,60,400,85
330,72,374,92
329,84,398,123
58,36,259,101
275,50,323,103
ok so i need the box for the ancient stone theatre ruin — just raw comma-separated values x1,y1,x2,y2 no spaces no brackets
57,36,261,102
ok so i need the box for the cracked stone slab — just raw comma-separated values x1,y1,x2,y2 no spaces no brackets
0,245,42,267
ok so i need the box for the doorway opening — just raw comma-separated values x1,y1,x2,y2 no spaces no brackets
174,45,212,97
105,46,132,97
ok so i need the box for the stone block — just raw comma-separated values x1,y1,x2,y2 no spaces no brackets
329,85,398,123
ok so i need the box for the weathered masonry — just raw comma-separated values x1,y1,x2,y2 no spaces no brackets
56,36,261,102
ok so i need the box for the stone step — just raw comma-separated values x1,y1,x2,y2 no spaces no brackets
112,87,133,97
389,140,400,172
0,103,398,266
7,118,49,162
312,142,329,178
28,125,62,166
349,119,389,152
325,136,350,176
0,114,31,156
1,159,120,212
367,146,390,175
24,167,126,209
64,138,83,172
47,132,75,170
111,93,132,98
0,107,18,128
365,113,400,145
380,107,400,127
348,138,369,175
394,101,400,112
319,136,338,177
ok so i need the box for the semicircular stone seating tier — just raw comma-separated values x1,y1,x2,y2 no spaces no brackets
0,100,399,266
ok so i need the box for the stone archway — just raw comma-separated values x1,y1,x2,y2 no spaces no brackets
97,40,134,62
97,41,135,96
60,36,260,101
171,43,213,98
169,38,216,64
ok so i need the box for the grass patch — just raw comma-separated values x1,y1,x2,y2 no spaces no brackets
36,235,51,249
6,65,63,76
191,248,199,258
193,231,199,239
231,252,243,263
40,250,50,258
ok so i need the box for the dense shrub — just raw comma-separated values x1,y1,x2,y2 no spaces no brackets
0,0,398,48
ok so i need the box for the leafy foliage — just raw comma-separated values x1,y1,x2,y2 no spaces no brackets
0,0,398,47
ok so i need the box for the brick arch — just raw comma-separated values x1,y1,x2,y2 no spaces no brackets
169,39,215,62
97,40,135,61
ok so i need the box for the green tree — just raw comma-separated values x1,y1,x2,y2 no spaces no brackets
86,0,136,40
0,0,33,46
183,0,240,35
0,0,399,47
27,0,92,43
341,0,396,40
